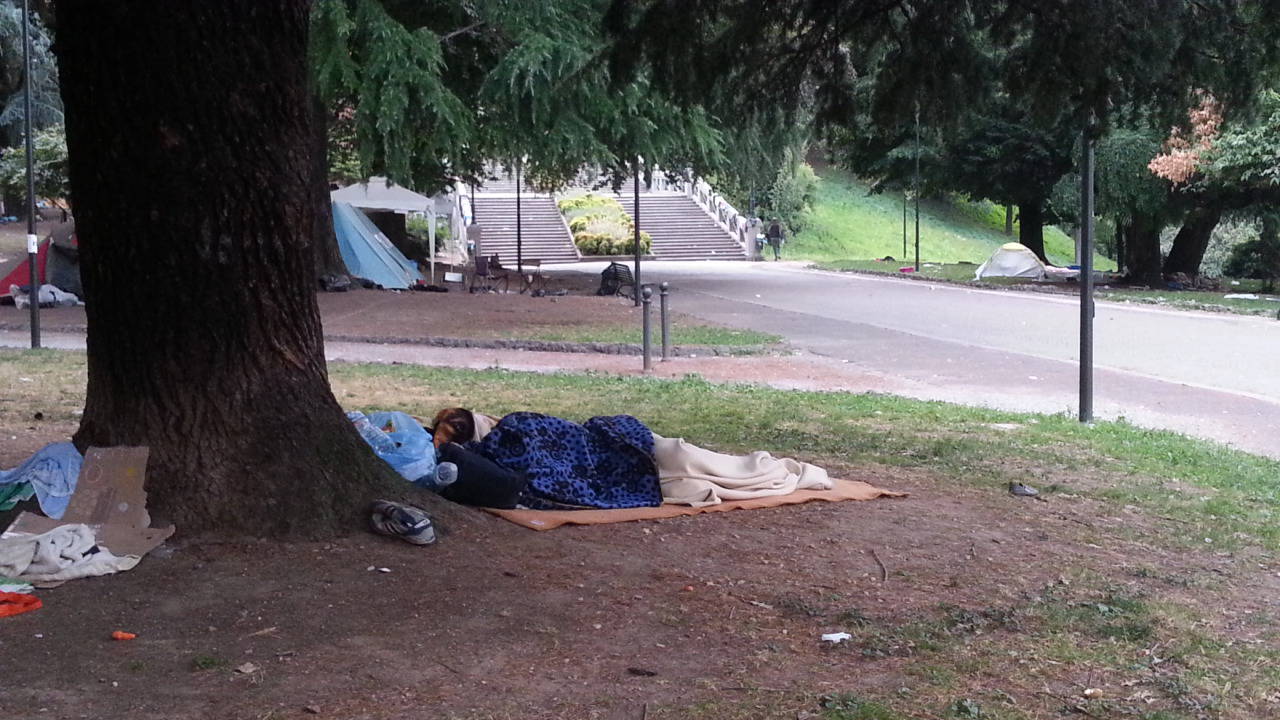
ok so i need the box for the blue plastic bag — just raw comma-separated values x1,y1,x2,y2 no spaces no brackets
349,411,437,483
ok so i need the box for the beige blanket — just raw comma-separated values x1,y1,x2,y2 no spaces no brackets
655,437,833,507
487,479,904,530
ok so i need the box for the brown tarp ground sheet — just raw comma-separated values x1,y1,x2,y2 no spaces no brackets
485,479,907,531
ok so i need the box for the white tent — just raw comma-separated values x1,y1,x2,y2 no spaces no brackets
330,177,435,213
330,178,458,283
974,242,1046,280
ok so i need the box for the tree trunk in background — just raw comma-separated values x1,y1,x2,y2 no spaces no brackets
4,189,25,220
1114,218,1126,275
310,93,349,282
1004,205,1014,235
56,0,401,537
1262,213,1280,292
1122,214,1164,286
1017,201,1046,262
1163,204,1222,277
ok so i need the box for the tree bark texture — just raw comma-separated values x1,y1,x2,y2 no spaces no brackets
1121,214,1164,286
56,0,401,537
1163,204,1222,277
1017,201,1046,262
1004,205,1014,236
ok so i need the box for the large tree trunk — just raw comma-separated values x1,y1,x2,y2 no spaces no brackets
56,0,402,537
1004,205,1014,235
1163,204,1222,277
1121,214,1164,286
1017,200,1047,262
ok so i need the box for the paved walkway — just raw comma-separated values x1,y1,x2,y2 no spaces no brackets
547,261,1280,459
5,261,1279,459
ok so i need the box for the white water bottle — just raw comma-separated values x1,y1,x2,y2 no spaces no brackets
347,411,396,454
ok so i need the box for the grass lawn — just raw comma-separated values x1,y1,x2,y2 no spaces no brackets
814,258,1008,284
4,349,1279,719
791,167,1115,271
813,259,1280,318
1096,287,1280,318
508,321,783,349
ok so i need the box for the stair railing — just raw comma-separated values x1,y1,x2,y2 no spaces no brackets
676,176,753,256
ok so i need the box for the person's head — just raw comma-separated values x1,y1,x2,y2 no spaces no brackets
431,408,476,448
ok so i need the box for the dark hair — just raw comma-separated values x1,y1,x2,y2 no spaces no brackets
431,408,475,446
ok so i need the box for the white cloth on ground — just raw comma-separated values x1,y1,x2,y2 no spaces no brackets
0,523,139,583
654,436,834,507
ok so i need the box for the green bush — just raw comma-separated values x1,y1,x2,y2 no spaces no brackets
561,193,650,255
572,230,651,256
763,150,819,232
1223,237,1280,287
1222,214,1279,287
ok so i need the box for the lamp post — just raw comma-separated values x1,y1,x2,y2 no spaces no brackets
22,0,39,348
515,157,523,278
1079,124,1096,423
913,106,921,273
633,156,642,307
902,191,907,260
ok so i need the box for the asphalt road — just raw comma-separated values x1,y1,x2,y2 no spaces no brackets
554,261,1280,458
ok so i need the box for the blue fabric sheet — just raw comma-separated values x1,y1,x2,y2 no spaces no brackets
473,412,659,510
0,442,82,519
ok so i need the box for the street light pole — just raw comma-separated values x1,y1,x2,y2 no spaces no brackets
515,157,523,278
902,191,907,260
22,0,39,349
1079,124,1096,423
633,156,642,307
913,105,921,273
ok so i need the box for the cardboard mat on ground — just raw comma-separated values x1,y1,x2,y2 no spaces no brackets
487,479,906,531
3,447,174,557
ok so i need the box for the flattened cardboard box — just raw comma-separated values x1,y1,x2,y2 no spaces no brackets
5,446,174,557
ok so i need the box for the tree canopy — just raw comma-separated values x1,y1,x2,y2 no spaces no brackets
0,3,60,144
310,0,726,194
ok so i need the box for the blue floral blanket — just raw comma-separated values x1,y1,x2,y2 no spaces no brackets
473,412,659,509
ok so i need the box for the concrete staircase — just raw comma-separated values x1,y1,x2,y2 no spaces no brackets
471,195,580,265
618,193,746,261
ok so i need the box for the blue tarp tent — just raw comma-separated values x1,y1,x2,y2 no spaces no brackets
331,201,423,289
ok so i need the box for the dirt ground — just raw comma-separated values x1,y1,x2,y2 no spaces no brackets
3,411,1277,720
3,276,1278,719
0,275,717,345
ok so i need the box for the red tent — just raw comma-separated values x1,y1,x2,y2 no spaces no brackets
0,238,50,298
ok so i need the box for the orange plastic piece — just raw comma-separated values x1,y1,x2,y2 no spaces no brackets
0,591,41,618
111,630,137,641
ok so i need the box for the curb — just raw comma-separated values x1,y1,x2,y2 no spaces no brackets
323,334,769,357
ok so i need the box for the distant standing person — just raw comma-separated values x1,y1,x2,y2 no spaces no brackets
766,218,785,260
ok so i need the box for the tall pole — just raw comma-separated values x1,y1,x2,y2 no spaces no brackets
515,158,523,277
22,0,38,349
1079,124,1096,423
913,106,921,272
633,157,642,307
902,191,907,260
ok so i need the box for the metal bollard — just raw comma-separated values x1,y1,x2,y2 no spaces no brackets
659,282,670,361
641,286,653,372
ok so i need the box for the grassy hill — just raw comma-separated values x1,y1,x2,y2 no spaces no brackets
790,167,1115,269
